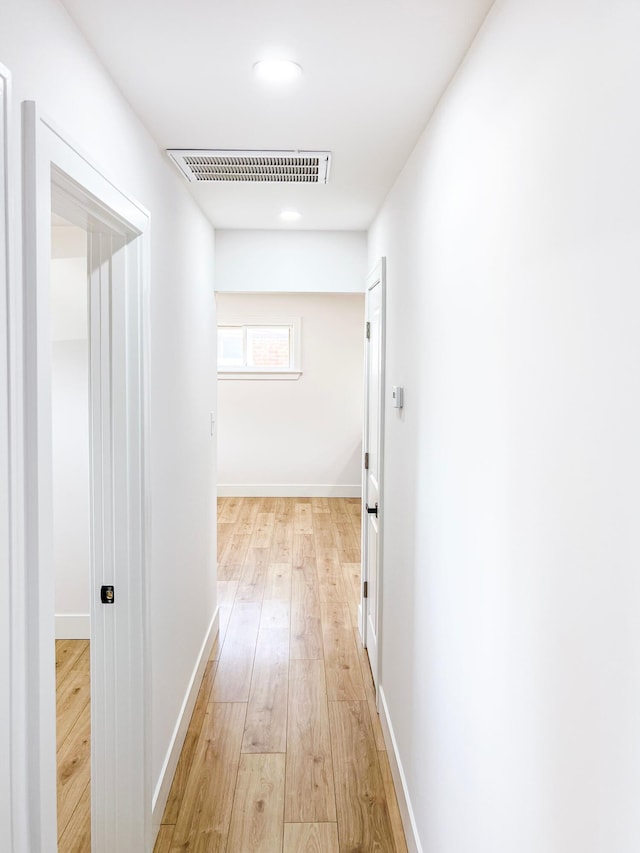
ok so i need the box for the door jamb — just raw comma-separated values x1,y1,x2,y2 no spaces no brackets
21,101,152,851
0,60,21,853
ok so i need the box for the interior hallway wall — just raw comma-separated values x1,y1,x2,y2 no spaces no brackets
217,292,365,496
368,1,640,851
0,0,217,836
51,226,90,639
51,339,90,635
215,229,367,294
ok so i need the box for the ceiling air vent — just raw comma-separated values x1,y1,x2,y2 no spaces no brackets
166,149,332,184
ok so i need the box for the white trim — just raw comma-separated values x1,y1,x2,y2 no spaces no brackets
218,369,302,381
379,686,423,853
22,97,58,853
152,608,219,838
5,65,31,853
55,614,90,640
22,102,152,851
217,483,362,498
40,114,149,234
0,61,18,852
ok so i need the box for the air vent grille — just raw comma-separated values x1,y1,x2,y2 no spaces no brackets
167,150,331,184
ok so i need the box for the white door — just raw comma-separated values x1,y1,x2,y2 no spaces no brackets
362,258,386,692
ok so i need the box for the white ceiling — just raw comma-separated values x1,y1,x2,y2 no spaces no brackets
59,0,494,231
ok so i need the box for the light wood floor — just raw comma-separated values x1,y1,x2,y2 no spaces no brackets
157,496,408,853
56,638,91,852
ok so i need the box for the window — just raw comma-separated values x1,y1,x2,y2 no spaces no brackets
217,319,301,379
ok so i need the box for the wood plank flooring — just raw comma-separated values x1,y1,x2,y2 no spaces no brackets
158,497,408,853
56,638,91,852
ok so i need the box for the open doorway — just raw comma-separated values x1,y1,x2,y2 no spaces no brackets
216,291,365,499
51,215,91,848
22,103,151,851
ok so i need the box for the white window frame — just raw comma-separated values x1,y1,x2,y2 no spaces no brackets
218,317,302,380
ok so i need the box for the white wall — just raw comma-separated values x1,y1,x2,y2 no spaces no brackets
0,0,217,840
369,1,640,851
52,340,90,636
216,229,367,293
51,226,90,638
217,292,364,496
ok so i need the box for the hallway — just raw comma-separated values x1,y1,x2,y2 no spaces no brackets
155,497,407,852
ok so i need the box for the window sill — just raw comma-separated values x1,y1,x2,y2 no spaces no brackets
218,369,302,381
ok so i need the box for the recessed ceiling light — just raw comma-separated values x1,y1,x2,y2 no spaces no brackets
253,59,303,85
280,209,301,222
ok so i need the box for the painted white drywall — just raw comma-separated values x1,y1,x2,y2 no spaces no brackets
51,226,90,638
216,229,367,293
52,339,90,636
217,292,364,496
369,1,640,851
0,0,217,834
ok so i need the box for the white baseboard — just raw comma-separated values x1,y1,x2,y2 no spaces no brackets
379,686,423,853
55,613,90,639
217,483,362,498
151,607,219,839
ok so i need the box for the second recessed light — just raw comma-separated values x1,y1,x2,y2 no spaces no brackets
280,209,302,222
253,59,303,84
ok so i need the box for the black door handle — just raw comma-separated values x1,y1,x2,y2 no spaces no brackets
365,502,378,517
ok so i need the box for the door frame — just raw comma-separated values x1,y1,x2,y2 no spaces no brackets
0,60,18,850
361,256,386,700
22,101,152,851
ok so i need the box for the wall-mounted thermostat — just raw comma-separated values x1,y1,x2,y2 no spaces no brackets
392,386,404,409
